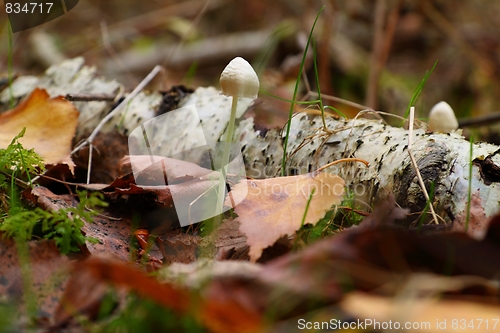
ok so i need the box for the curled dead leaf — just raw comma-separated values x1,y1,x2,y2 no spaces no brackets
226,171,345,261
122,155,215,185
0,88,78,171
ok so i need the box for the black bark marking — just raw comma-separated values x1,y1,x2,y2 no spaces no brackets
473,156,500,186
377,155,384,172
393,142,450,225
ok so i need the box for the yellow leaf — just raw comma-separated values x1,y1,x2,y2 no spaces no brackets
0,89,78,171
341,292,500,333
226,172,345,261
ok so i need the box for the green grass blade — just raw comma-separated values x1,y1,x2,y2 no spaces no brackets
324,105,347,119
182,61,198,86
311,36,327,129
293,188,316,251
281,6,325,176
418,181,435,228
403,59,438,120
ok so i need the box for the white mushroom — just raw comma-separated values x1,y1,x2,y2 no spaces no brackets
220,57,259,99
428,101,459,133
216,57,259,214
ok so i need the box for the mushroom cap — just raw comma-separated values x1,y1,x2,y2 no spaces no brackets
220,57,259,99
428,101,459,133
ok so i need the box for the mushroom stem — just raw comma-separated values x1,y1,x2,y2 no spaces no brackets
216,96,239,215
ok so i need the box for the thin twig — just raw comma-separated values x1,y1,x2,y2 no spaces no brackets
38,174,97,186
72,65,163,156
316,158,369,172
366,0,387,109
0,170,29,189
306,91,373,111
337,206,370,217
86,143,93,184
380,0,401,66
355,109,427,127
458,111,500,128
408,106,439,224
65,93,116,102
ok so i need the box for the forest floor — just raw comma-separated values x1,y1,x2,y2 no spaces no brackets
0,1,500,332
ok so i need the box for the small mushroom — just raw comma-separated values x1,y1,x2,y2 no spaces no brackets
220,57,259,99
428,101,458,133
216,57,259,214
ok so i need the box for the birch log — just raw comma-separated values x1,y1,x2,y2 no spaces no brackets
2,59,499,236
236,115,500,236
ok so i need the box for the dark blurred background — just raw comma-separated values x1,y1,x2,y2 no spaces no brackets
1,0,500,139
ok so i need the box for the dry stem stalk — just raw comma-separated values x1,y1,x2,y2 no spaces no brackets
408,106,440,224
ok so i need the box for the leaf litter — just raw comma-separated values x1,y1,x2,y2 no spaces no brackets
49,197,500,332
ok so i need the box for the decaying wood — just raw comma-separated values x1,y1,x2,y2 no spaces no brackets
2,59,500,235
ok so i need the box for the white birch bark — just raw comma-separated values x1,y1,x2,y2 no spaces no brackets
236,115,500,236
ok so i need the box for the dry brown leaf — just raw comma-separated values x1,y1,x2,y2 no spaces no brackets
0,239,70,320
257,206,500,308
226,171,345,261
341,292,500,333
54,256,264,333
156,230,200,264
0,88,78,171
122,155,215,185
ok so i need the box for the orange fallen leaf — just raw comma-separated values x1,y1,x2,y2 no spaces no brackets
0,88,78,171
227,171,345,261
54,256,264,333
